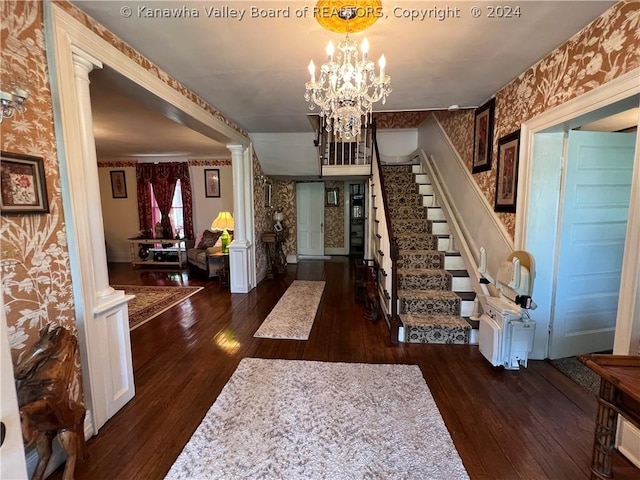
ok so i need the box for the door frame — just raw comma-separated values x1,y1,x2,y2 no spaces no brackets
516,68,640,359
516,68,640,466
296,182,325,257
44,3,249,432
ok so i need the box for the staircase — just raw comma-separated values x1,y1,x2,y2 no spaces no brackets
381,164,476,344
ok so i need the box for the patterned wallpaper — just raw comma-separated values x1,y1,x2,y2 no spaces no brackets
253,152,269,275
373,111,431,129
1,0,82,398
0,0,256,394
324,180,345,249
273,180,297,257
434,0,640,239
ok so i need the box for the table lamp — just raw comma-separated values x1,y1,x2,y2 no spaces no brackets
211,211,234,254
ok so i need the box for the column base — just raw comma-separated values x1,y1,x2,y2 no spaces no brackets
229,241,252,293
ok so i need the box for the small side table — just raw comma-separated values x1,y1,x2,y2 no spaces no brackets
210,252,230,287
578,354,640,480
261,230,286,279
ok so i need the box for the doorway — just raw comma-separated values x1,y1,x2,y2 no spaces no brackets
296,182,325,257
517,78,640,362
549,130,636,358
44,3,248,434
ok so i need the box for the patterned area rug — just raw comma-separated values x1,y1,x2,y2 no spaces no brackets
112,285,203,331
550,356,601,395
166,358,470,480
254,280,325,340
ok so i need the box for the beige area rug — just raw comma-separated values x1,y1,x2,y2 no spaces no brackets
254,280,325,340
112,285,203,330
166,358,469,480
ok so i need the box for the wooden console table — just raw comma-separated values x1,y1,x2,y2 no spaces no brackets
578,354,640,480
261,230,286,279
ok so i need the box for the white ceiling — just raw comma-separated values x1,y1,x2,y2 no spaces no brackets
74,1,617,164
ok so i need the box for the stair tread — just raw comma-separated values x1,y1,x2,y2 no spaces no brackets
455,291,476,301
398,268,450,275
399,249,442,255
448,269,470,276
400,313,471,329
398,289,460,300
444,251,461,256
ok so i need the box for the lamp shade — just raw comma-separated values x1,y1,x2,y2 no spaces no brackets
211,211,234,231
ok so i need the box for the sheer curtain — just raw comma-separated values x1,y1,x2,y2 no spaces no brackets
136,162,194,239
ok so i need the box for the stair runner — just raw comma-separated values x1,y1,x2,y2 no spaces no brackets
382,165,472,344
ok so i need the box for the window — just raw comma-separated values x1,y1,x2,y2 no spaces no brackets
150,179,184,238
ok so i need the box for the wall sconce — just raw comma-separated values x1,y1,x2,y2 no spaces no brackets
0,83,28,123
255,174,268,186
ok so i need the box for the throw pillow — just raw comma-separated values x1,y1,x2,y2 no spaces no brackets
197,230,221,249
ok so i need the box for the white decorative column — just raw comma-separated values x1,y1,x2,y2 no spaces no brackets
70,50,135,431
72,53,115,300
228,144,252,293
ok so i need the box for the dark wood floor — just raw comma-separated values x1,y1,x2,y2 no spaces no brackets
51,257,637,480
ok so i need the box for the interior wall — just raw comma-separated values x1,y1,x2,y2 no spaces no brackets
97,159,233,262
432,0,639,240
0,1,82,407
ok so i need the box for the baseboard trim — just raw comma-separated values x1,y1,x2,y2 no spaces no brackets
325,247,348,255
286,254,298,264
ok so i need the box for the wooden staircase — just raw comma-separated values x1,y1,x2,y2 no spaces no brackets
381,164,476,344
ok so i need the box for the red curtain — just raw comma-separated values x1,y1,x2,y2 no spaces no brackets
136,162,194,239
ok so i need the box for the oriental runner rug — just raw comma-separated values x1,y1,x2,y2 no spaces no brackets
112,285,203,330
166,358,469,480
254,280,325,340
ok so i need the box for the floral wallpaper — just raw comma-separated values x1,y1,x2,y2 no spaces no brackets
373,111,431,129
0,0,255,400
1,0,82,399
434,0,640,239
253,152,269,276
273,180,297,257
324,180,345,249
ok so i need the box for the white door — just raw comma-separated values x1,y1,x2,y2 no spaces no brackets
297,182,325,256
548,131,636,359
1,292,28,480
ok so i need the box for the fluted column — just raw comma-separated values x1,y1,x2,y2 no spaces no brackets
72,53,114,300
227,144,252,293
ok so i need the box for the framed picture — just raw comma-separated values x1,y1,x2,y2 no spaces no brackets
110,170,127,198
204,169,220,198
472,98,495,174
494,130,521,213
0,151,49,214
326,187,339,207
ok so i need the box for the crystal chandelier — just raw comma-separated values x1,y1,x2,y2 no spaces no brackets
304,7,391,140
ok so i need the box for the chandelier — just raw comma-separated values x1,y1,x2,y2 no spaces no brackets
304,6,391,140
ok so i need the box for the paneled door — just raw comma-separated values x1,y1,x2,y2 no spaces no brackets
297,182,325,256
548,131,636,359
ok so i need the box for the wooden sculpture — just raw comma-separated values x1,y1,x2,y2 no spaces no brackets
14,325,87,480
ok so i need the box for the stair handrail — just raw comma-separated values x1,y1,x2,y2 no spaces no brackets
372,123,400,344
413,148,484,298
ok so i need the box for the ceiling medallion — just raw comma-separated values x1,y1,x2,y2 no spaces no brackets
305,2,391,139
314,0,382,33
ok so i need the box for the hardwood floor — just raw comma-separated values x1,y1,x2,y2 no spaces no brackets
50,258,638,480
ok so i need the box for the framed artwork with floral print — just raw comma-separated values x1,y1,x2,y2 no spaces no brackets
110,170,127,198
494,130,520,213
0,151,49,214
472,98,495,174
204,168,221,198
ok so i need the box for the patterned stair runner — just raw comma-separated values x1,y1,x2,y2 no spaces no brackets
382,165,471,344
